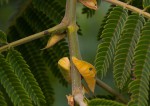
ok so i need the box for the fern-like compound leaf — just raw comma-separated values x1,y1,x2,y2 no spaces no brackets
128,21,150,106
0,91,7,106
20,43,55,106
113,14,145,89
0,54,33,106
8,1,68,87
82,7,95,18
0,30,7,46
42,47,68,86
143,0,150,8
88,98,125,106
21,5,69,86
7,49,46,106
32,0,64,23
12,24,55,105
97,5,114,41
95,6,128,78
7,9,55,105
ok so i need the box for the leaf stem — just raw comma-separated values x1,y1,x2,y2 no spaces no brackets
104,0,150,19
0,23,67,53
96,78,127,104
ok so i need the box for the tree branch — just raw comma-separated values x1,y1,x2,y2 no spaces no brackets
67,0,85,106
0,23,67,53
104,0,150,19
96,78,127,104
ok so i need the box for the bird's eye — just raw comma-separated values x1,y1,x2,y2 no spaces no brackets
89,67,93,71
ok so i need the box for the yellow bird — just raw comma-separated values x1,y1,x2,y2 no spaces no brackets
58,57,96,93
79,0,98,10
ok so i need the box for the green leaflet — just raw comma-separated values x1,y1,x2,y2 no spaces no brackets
143,0,150,8
0,54,33,106
95,6,128,78
128,21,150,106
82,7,95,18
7,49,46,106
97,5,114,41
88,98,125,106
113,14,145,89
0,91,7,106
0,30,7,46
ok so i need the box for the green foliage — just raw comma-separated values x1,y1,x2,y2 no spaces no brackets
21,4,69,86
0,84,13,106
42,45,68,86
7,1,68,86
22,43,54,106
94,1,150,105
0,30,7,46
113,14,145,89
143,0,150,8
88,98,126,106
32,0,64,23
24,5,55,31
10,20,55,104
7,49,46,106
128,20,150,106
94,95,116,100
7,7,55,105
95,6,128,78
0,0,150,105
0,53,33,106
82,7,95,18
97,5,114,41
0,91,7,106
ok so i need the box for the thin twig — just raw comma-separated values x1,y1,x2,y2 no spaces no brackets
96,78,127,104
104,0,150,19
0,23,67,52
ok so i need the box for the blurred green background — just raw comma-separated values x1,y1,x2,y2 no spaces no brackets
0,1,112,106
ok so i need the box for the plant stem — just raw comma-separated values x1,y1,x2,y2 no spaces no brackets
62,0,70,24
96,78,127,104
68,24,82,92
0,23,67,53
104,0,150,19
67,0,85,106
